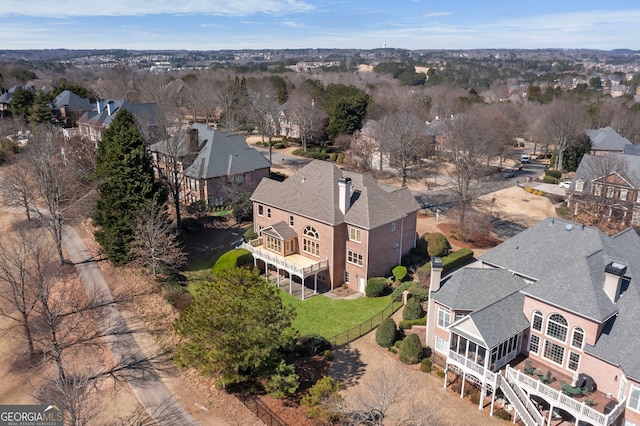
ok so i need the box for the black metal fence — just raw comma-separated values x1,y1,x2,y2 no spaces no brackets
327,300,403,347
238,393,287,426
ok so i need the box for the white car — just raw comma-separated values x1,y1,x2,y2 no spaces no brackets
558,181,571,189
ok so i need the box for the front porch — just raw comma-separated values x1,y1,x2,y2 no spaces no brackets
241,239,329,300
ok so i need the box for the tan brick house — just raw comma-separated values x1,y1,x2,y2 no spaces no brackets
242,160,420,297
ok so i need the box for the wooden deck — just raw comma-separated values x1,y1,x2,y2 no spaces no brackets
509,356,618,416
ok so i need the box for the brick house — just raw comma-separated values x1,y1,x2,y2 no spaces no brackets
425,217,640,425
148,123,270,207
77,99,159,144
567,152,640,226
242,160,420,297
587,127,631,156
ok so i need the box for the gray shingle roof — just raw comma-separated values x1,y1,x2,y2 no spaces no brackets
182,123,270,179
450,292,530,349
263,221,298,240
587,127,631,152
52,90,92,111
584,228,640,380
476,217,640,379
250,160,420,228
434,268,529,311
571,153,640,193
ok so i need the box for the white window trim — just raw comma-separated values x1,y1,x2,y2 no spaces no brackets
434,336,447,354
529,334,540,355
347,250,363,267
437,307,451,329
567,351,581,372
628,385,640,413
571,327,584,349
349,226,362,243
541,339,565,367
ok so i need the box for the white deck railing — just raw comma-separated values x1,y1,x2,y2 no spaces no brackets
504,365,624,426
241,241,328,276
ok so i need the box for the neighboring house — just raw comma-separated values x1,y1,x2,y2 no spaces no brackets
77,99,159,144
52,90,93,128
149,123,270,206
275,101,328,141
0,85,35,116
425,217,640,425
568,152,640,226
351,119,390,171
243,160,420,296
587,127,631,156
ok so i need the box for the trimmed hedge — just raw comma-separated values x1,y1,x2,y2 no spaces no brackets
399,317,427,329
366,277,390,297
543,175,559,184
375,317,397,347
211,249,253,276
402,297,425,320
424,232,450,257
545,169,562,179
399,334,423,364
416,248,475,279
392,265,407,282
420,358,432,373
391,281,429,302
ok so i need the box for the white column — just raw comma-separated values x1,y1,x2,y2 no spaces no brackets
301,276,305,300
314,274,317,294
478,385,485,410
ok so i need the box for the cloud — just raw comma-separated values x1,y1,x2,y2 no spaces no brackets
0,0,314,17
423,12,451,18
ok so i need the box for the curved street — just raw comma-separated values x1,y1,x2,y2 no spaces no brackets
62,225,201,426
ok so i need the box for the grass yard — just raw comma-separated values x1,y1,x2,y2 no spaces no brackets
280,292,394,338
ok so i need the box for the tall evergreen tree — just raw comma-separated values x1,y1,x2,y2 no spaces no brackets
93,110,164,264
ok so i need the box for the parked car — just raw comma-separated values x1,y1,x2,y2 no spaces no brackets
521,154,530,163
559,181,571,189
504,169,516,178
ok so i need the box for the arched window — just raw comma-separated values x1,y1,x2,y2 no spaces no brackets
532,311,543,332
546,314,568,342
575,180,584,192
303,226,320,256
571,327,584,349
303,226,319,239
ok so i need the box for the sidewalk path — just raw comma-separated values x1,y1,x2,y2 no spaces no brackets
63,225,201,426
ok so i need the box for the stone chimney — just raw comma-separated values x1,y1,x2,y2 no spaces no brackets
604,261,626,303
338,176,352,214
186,128,199,152
425,257,444,349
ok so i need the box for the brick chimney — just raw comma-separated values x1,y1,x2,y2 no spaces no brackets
338,176,352,214
604,261,626,303
187,128,199,152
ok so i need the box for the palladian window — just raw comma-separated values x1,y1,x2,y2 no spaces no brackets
546,314,568,342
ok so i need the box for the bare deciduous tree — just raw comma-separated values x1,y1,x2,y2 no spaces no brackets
246,79,282,163
570,153,631,229
537,99,587,170
346,364,440,426
0,224,57,355
289,89,326,151
378,112,428,187
445,110,495,228
131,201,186,278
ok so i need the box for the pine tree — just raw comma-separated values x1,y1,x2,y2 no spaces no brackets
93,109,164,264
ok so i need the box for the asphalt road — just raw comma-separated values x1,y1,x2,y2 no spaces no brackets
62,225,200,426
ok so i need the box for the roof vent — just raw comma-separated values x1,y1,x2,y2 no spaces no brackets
565,224,573,231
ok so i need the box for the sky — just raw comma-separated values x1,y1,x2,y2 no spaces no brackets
1,0,640,51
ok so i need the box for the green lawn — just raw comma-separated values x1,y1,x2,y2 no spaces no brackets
280,292,394,338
